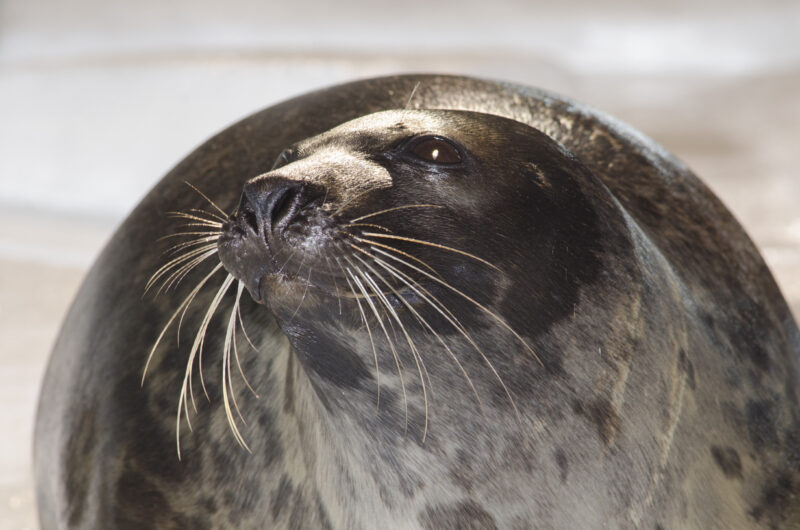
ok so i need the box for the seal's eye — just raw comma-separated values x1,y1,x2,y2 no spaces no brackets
408,137,462,165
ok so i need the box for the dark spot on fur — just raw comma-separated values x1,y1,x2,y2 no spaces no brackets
699,310,715,330
499,150,612,346
286,323,371,390
732,298,772,372
554,449,569,483
655,524,665,530
449,449,476,492
271,475,294,520
284,352,295,413
315,492,334,530
784,422,800,471
252,407,283,467
678,349,696,390
710,445,742,479
574,398,619,446
750,473,794,526
289,489,307,528
746,399,779,449
419,500,498,530
113,470,201,529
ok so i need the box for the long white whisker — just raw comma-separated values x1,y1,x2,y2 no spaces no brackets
352,255,439,401
176,273,235,459
352,261,430,442
361,232,502,272
349,204,445,223
183,180,229,218
348,234,442,279
353,250,485,415
347,222,393,233
158,230,224,241
222,281,252,451
288,263,313,322
167,211,223,227
163,235,221,257
175,221,224,231
188,208,228,225
142,263,224,385
371,246,543,367
233,283,259,398
346,267,408,431
343,270,381,409
145,244,218,293
236,298,259,355
160,248,219,295
324,257,344,316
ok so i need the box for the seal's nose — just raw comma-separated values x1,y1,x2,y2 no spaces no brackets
239,177,305,236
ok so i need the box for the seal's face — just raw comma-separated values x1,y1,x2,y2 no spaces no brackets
214,109,609,432
219,109,602,322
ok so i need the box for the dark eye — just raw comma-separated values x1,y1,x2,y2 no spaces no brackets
408,137,462,165
271,148,295,170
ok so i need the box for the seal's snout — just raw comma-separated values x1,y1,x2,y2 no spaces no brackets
217,175,330,303
241,177,308,237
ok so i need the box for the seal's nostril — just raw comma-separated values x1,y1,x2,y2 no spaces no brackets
269,187,298,231
241,207,259,233
239,178,310,236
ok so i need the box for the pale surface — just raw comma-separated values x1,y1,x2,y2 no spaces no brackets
1,0,798,527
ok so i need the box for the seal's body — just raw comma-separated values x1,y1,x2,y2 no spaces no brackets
35,75,800,529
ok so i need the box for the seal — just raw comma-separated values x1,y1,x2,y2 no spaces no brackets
35,75,800,529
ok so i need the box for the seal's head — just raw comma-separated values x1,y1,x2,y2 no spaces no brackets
213,109,625,439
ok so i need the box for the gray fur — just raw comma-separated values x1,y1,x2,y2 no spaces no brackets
35,75,800,529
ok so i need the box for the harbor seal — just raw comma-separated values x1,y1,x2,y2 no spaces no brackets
35,75,800,529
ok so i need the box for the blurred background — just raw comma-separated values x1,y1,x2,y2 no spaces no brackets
1,0,798,527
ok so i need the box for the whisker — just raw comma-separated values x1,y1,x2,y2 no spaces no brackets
188,208,228,225
175,221,225,231
346,266,408,432
347,223,394,233
176,273,235,459
370,246,543,367
142,263,224,386
163,236,220,258
183,180,229,218
167,211,223,228
324,257,344,316
288,264,314,322
352,261,430,442
236,299,260,355
405,81,421,109
349,204,445,224
158,247,219,295
145,244,218,293
234,285,259,398
158,230,224,242
361,232,501,272
348,235,442,279
352,249,484,414
275,245,300,276
222,281,252,451
351,255,441,389
343,270,381,410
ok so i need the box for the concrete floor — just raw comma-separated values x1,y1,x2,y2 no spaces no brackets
1,1,799,528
